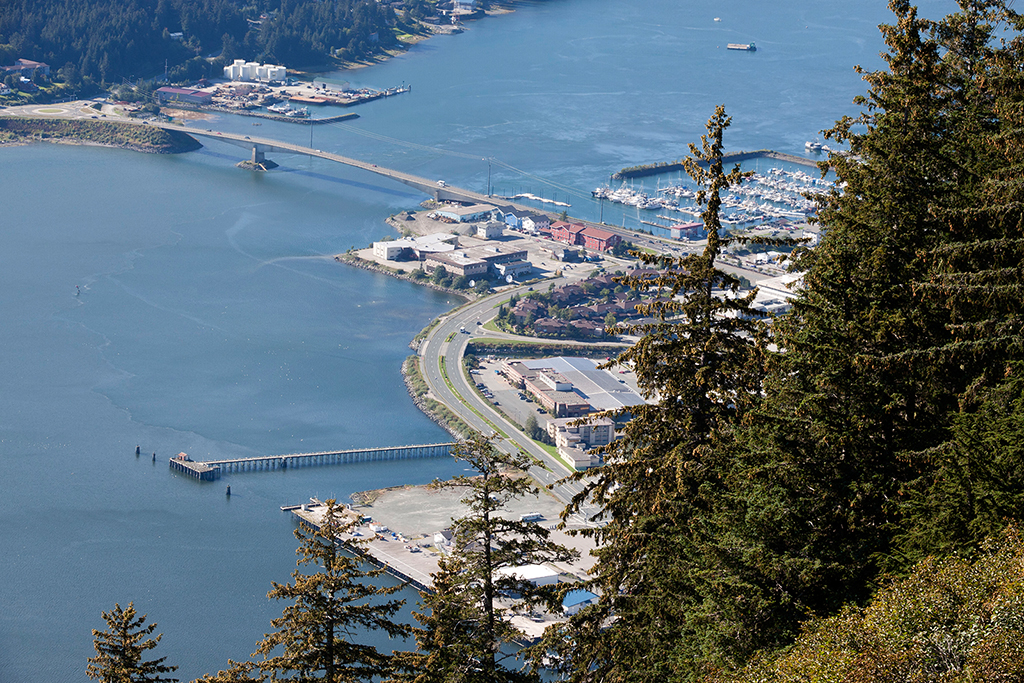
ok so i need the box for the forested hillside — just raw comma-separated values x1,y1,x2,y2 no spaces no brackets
0,0,406,86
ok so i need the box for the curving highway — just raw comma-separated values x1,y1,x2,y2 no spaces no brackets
417,283,606,522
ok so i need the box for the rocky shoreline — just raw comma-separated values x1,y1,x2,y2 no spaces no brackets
401,355,472,440
0,116,202,154
333,252,473,301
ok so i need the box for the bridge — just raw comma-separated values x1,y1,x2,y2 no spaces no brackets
151,122,495,204
169,442,456,481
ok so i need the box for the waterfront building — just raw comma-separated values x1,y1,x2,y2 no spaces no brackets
669,221,705,239
433,203,494,223
372,233,458,261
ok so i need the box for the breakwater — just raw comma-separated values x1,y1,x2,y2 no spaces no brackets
613,149,822,179
198,105,360,125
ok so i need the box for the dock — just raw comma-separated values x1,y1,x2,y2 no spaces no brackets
290,501,439,592
169,442,455,481
169,454,220,481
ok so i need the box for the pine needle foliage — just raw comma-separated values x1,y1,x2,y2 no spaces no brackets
714,526,1024,683
540,106,772,682
86,602,178,683
253,498,410,683
394,434,576,683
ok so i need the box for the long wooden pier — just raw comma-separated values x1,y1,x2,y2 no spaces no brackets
169,442,455,481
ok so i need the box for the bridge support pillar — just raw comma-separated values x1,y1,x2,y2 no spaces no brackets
239,144,278,171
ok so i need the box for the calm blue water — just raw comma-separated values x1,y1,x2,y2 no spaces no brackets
0,0,954,680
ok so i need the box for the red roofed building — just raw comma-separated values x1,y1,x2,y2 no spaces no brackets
550,221,622,252
551,221,587,245
579,226,621,252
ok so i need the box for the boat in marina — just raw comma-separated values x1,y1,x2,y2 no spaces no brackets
285,106,310,118
727,42,757,51
267,102,293,114
805,141,823,152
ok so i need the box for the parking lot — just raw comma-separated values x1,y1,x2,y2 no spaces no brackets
469,357,642,436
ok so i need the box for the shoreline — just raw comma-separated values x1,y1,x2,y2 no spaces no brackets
299,5,517,75
0,116,201,154
333,251,475,302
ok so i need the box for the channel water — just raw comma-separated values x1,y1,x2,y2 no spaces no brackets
0,0,951,680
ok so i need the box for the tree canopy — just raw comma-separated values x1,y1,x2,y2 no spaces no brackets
0,0,403,86
86,602,178,683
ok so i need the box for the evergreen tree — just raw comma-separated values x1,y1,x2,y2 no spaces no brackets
193,660,263,683
396,434,575,683
253,499,410,683
541,106,771,681
717,527,1024,683
86,602,178,683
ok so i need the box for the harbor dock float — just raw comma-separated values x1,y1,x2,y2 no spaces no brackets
169,442,456,481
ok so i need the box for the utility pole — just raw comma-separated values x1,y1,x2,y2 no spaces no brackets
485,157,491,196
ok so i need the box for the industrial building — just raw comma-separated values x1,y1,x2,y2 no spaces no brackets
223,60,287,82
432,204,495,223
371,233,459,261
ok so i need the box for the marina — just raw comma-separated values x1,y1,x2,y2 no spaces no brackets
593,166,836,226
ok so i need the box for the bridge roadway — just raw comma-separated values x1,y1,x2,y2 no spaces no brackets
150,121,495,205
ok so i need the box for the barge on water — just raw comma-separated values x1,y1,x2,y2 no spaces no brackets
727,42,756,51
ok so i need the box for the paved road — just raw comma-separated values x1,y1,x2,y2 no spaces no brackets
418,284,606,522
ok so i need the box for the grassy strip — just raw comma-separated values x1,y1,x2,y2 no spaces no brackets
468,339,625,359
536,440,576,471
403,355,474,438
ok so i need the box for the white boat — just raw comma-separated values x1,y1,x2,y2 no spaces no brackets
267,102,292,114
805,141,823,152
285,106,309,118
727,43,756,51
